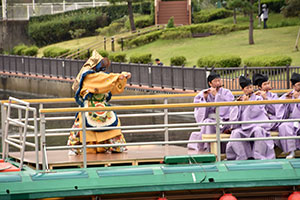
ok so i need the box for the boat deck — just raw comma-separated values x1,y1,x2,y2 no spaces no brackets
8,145,205,169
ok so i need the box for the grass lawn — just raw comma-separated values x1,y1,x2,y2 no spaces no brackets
38,15,300,66
124,25,300,66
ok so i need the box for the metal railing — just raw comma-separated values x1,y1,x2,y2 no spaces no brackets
2,93,300,170
39,98,300,168
1,54,300,91
2,97,39,170
1,1,109,20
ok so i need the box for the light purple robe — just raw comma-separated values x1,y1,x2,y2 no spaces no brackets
275,90,300,153
226,94,275,160
188,87,234,152
264,91,279,130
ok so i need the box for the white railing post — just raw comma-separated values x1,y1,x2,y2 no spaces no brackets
40,105,47,170
164,98,169,145
215,107,221,162
1,103,6,158
81,112,87,168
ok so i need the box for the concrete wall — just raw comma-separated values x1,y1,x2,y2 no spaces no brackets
0,20,32,52
0,75,75,97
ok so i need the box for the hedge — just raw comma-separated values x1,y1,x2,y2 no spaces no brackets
170,56,187,66
108,53,127,63
12,44,38,56
29,2,152,46
197,55,242,68
160,29,192,40
193,8,233,24
43,47,70,58
125,15,154,29
125,30,162,48
129,53,152,64
244,55,292,67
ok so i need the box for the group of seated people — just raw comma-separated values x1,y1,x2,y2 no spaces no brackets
188,71,300,160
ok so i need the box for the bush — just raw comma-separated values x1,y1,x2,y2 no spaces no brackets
170,56,187,66
161,29,192,40
12,44,27,55
108,53,127,63
96,22,125,36
244,55,292,66
22,46,39,56
126,30,162,48
197,55,241,68
167,17,175,28
29,2,153,46
129,53,152,64
281,0,300,17
125,15,154,29
98,50,109,58
43,47,70,58
193,8,233,23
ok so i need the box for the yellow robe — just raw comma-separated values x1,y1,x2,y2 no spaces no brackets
77,71,127,152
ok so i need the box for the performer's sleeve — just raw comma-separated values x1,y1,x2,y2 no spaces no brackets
216,89,234,118
248,96,266,119
194,91,208,123
80,72,127,96
276,94,290,120
265,93,278,116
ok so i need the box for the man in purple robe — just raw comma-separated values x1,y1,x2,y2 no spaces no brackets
188,71,234,152
275,72,300,159
252,73,279,130
226,75,275,160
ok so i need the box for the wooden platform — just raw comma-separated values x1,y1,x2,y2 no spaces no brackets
8,145,206,169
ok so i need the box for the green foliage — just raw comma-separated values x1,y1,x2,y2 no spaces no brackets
12,44,39,56
129,53,152,64
197,55,241,68
125,15,154,29
43,47,70,58
30,2,152,23
22,46,39,56
167,17,175,28
189,23,247,34
170,56,187,66
161,29,192,40
28,2,152,46
254,0,285,13
96,22,125,36
193,8,233,23
12,44,28,55
69,29,86,39
281,0,300,17
98,50,109,58
108,53,127,62
126,30,162,48
29,13,109,46
244,55,292,66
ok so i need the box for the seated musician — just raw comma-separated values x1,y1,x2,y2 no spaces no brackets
188,71,234,152
67,50,131,155
252,73,279,131
226,75,275,160
276,72,300,159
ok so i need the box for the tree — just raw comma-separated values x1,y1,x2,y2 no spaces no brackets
227,0,248,24
107,0,138,32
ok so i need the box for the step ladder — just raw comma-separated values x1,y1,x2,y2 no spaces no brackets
2,97,39,170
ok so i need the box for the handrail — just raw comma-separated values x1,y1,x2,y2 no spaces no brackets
40,99,300,113
0,89,290,104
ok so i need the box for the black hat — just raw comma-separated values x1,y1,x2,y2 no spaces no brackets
239,75,252,89
291,73,300,85
253,73,268,87
207,71,221,84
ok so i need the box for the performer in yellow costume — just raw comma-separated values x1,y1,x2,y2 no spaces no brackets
68,50,131,154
